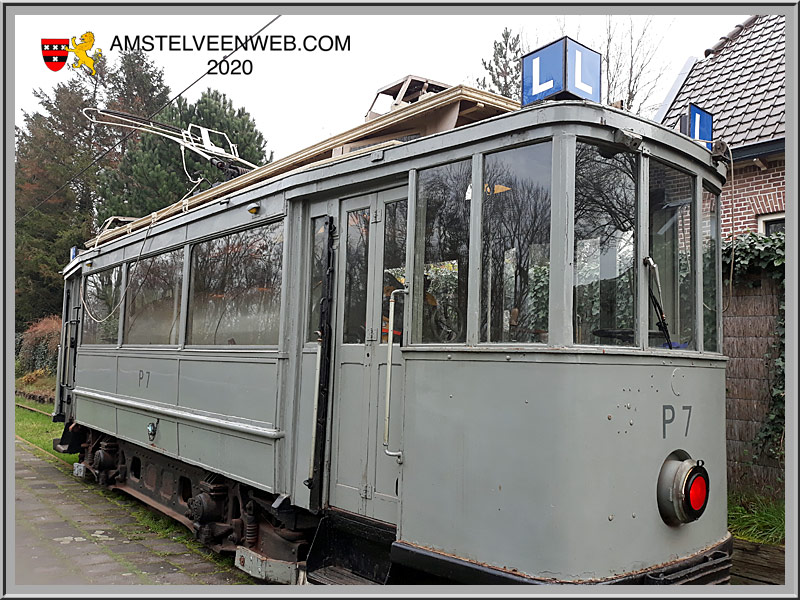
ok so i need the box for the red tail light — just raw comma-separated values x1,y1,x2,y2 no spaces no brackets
684,464,710,518
657,452,710,526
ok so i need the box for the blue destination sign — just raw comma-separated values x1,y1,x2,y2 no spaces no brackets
521,37,602,106
689,103,713,151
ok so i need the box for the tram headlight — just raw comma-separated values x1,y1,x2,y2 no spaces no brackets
656,450,710,526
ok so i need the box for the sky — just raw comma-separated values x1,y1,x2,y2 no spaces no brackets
12,9,755,162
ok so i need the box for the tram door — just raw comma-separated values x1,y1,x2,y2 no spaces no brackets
55,273,80,421
329,187,407,524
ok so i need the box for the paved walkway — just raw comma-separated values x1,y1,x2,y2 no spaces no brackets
11,439,260,590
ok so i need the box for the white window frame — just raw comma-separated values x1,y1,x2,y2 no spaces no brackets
757,212,785,234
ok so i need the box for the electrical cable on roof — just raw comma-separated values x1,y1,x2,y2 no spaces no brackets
17,14,282,225
80,217,155,324
82,170,214,325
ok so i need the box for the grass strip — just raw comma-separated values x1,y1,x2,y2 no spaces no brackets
728,491,785,546
14,403,79,464
15,395,55,413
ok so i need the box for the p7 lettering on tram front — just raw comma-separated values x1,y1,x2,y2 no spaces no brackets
662,404,692,438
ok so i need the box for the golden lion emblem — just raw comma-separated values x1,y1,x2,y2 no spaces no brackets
67,32,102,76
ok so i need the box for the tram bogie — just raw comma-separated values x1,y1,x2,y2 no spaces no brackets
54,99,731,585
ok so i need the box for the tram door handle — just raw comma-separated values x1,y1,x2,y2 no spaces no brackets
383,287,407,464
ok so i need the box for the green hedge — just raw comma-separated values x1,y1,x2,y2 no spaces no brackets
17,315,62,375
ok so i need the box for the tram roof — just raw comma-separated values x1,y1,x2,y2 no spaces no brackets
84,84,518,249
82,92,727,254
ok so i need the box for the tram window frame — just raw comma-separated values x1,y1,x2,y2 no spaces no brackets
122,248,184,346
381,198,408,345
306,214,328,345
342,207,372,344
80,265,124,346
185,219,285,348
412,157,473,345
701,183,722,353
647,158,697,351
479,140,554,345
572,139,639,348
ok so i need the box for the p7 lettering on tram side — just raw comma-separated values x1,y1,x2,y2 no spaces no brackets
138,369,151,388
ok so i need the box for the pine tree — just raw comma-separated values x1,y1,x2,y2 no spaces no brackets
475,28,526,100
105,49,171,156
14,67,113,331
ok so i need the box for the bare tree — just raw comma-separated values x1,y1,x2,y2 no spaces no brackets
602,16,669,116
477,16,669,117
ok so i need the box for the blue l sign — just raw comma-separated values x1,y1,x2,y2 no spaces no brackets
565,38,601,102
689,103,713,150
521,39,565,105
521,37,602,106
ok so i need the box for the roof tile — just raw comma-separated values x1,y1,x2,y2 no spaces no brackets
660,14,785,147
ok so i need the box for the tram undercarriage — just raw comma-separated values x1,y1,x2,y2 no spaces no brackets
61,426,317,584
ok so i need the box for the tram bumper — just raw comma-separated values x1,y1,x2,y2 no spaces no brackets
611,533,733,585
390,533,733,585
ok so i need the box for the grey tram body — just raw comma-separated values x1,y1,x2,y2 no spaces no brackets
55,101,730,584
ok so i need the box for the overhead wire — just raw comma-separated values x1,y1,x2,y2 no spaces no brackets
17,14,282,225
80,218,155,324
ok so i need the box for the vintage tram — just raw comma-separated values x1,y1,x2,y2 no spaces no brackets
53,96,731,585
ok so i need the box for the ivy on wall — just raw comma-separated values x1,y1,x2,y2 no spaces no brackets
723,231,785,464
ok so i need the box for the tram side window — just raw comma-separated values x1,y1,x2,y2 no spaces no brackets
702,187,720,352
81,266,123,345
382,200,408,344
187,221,284,345
124,249,183,345
414,159,471,343
307,216,327,343
648,160,695,350
343,208,371,344
481,142,552,343
573,141,638,346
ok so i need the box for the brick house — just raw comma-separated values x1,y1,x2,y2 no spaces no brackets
658,14,786,492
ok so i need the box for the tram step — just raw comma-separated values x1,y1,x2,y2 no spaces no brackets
305,510,395,585
307,565,379,585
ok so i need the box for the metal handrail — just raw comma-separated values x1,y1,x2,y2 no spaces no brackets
308,332,323,480
383,287,408,463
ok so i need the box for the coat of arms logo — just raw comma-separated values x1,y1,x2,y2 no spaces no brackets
41,38,69,72
42,32,103,76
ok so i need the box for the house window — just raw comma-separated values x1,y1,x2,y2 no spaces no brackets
758,213,785,235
